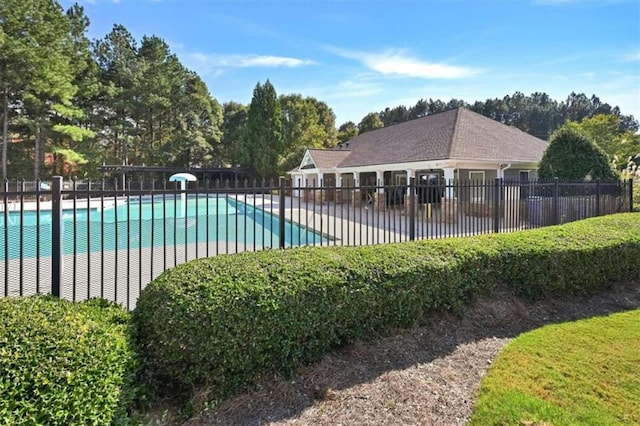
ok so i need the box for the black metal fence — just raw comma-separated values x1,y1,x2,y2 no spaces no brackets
1,176,633,308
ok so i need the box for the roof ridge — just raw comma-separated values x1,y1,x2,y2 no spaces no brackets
307,147,352,151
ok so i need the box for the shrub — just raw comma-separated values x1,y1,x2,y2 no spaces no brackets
0,296,138,425
538,125,617,180
132,213,640,404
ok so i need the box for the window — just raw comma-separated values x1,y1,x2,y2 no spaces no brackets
469,171,485,202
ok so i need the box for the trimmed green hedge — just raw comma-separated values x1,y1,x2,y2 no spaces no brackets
132,213,640,402
0,296,138,425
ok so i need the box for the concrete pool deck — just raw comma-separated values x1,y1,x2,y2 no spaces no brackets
1,194,527,308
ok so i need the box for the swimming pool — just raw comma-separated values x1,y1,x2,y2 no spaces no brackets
0,195,328,259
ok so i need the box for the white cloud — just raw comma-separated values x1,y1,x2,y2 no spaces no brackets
189,53,315,69
621,51,640,62
302,78,384,101
326,47,479,79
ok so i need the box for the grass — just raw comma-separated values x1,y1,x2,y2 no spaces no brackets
470,309,640,425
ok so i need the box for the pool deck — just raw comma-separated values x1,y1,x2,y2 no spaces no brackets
2,194,527,308
238,194,526,245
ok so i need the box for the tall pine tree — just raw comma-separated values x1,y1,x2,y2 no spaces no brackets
238,80,283,179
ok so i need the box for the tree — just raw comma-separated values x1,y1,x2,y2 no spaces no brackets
50,4,98,178
0,0,80,179
222,102,248,166
237,80,283,179
306,97,338,148
279,94,325,174
168,72,223,167
337,121,358,143
379,105,409,126
538,125,617,180
358,112,384,134
94,24,141,166
570,114,640,172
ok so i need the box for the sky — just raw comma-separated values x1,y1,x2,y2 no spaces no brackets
60,0,640,126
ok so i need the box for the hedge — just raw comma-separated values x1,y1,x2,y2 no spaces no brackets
132,213,640,402
0,296,138,425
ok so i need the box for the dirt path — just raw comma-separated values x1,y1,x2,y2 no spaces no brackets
185,282,640,426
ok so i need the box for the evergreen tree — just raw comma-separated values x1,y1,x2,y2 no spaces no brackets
0,0,80,179
222,102,248,166
238,80,283,179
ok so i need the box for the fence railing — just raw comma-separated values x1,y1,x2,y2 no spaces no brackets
1,176,633,308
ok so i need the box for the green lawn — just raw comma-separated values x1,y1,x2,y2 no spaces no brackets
470,310,640,425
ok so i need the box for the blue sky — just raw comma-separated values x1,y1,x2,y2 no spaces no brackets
61,0,640,125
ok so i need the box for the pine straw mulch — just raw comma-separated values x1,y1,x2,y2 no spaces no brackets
181,281,640,426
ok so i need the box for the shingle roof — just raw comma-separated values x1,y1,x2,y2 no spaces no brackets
333,108,547,168
307,149,351,169
450,108,548,163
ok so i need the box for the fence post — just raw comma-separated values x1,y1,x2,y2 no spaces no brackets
493,178,501,233
552,177,560,225
279,177,286,249
630,178,634,212
3,180,8,297
409,177,416,241
51,176,63,298
595,179,601,216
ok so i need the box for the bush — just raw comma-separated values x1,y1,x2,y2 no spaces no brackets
0,296,138,425
132,213,640,404
538,125,617,180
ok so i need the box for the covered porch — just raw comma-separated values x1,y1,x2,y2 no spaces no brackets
289,159,538,224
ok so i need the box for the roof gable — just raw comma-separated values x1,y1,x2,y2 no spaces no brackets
293,148,352,172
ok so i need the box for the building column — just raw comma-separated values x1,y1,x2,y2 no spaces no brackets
405,169,415,215
441,167,457,223
316,172,324,203
443,168,455,198
352,171,360,208
292,174,302,198
374,170,385,209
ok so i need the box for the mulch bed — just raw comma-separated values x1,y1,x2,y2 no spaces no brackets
183,281,640,426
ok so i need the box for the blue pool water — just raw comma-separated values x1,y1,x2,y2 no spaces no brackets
0,195,328,259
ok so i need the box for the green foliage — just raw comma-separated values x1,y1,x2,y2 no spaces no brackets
357,112,384,134
222,101,248,166
337,121,358,143
573,114,640,172
237,80,284,178
0,296,139,425
471,310,640,425
132,214,640,406
0,0,80,179
538,125,617,180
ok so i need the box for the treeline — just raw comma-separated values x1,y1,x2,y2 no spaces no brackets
352,92,639,139
0,0,338,180
1,0,637,181
1,1,225,181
